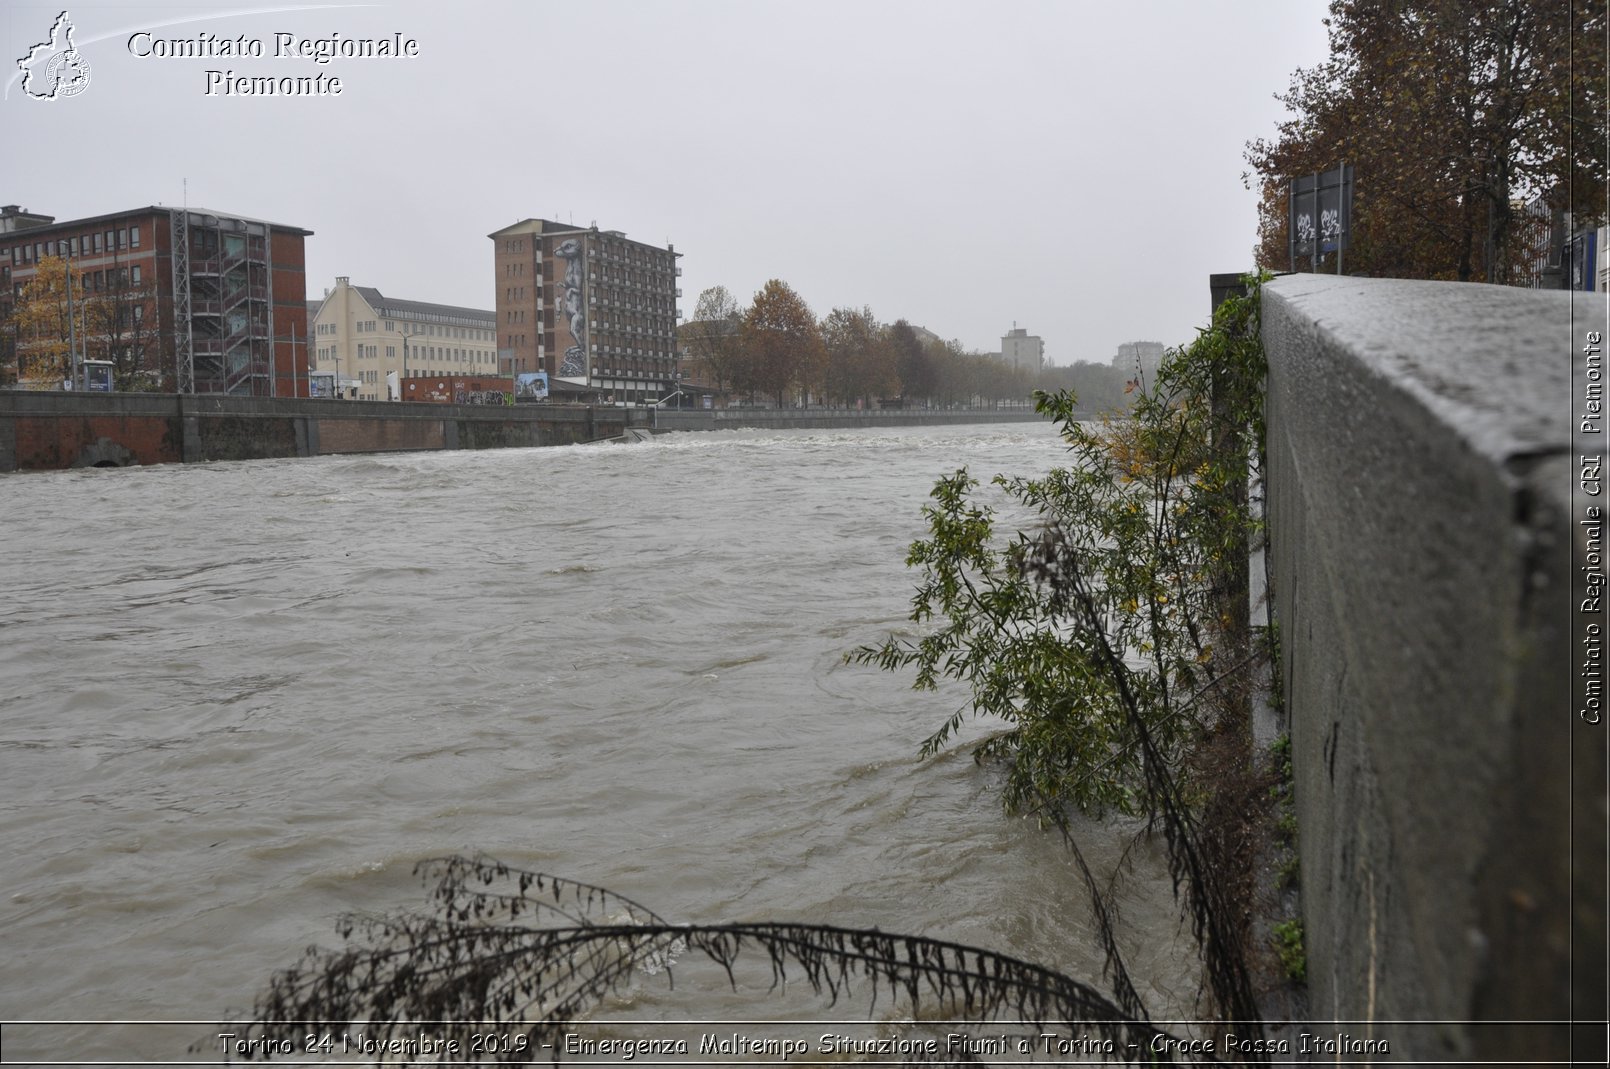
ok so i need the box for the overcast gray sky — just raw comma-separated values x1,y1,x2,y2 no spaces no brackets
3,0,1333,365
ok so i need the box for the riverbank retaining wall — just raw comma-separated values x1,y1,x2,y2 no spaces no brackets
1261,274,1605,1062
652,407,1048,433
0,393,647,472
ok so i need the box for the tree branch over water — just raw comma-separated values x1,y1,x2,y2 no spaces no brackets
223,855,1218,1065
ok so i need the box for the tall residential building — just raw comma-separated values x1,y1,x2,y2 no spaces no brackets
1001,326,1044,374
488,219,682,403
310,277,497,402
0,203,311,394
1112,341,1166,385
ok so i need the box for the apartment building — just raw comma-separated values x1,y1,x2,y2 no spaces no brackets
489,219,682,404
310,277,497,401
1001,326,1045,375
0,203,311,394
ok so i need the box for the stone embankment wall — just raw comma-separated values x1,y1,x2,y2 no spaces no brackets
653,407,1047,433
1262,274,1606,1063
0,393,646,472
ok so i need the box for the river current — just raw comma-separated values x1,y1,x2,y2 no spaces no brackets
0,421,1194,1062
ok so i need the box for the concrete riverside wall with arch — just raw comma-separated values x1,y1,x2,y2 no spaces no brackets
0,393,645,472
1261,274,1606,1062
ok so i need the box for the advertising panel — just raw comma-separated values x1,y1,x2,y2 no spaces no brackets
515,371,549,401
1289,164,1353,269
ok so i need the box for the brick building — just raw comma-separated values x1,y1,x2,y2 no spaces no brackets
0,203,312,395
489,219,682,404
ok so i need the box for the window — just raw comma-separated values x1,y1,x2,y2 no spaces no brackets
93,234,102,254
130,225,140,248
131,265,141,284
133,305,143,324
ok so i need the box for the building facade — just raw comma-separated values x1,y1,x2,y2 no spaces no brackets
310,277,497,402
489,219,682,404
1112,340,1166,386
0,203,311,395
1001,327,1044,375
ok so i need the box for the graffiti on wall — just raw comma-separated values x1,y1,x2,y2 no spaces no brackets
555,238,588,380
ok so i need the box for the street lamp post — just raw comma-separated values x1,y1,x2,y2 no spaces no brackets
57,240,80,390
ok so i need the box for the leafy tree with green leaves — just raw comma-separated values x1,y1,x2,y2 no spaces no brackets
852,277,1268,817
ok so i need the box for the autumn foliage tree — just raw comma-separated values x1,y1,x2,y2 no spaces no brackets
820,305,898,407
888,320,933,404
1245,0,1606,282
11,255,74,389
741,279,824,407
684,286,747,396
84,270,163,390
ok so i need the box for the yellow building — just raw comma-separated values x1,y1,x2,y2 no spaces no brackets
311,276,497,401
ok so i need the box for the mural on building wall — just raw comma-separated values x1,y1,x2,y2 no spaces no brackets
554,238,588,381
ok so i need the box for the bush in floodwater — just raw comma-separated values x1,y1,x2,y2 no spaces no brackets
851,274,1273,1026
850,276,1269,818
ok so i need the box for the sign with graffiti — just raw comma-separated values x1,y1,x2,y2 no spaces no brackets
1289,164,1353,269
515,370,549,401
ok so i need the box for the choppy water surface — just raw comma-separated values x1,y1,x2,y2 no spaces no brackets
0,422,1194,1061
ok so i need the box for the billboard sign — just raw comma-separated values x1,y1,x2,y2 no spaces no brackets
1290,164,1354,270
515,370,549,401
83,360,113,392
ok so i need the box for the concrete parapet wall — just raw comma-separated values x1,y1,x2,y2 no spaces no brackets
1262,274,1605,1061
0,393,640,471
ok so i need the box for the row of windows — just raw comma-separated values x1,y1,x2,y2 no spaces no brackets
8,225,141,266
377,309,493,332
321,344,494,365
9,266,144,298
347,318,494,341
315,318,498,342
81,266,142,290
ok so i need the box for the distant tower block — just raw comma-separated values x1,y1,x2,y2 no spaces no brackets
1001,327,1044,374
